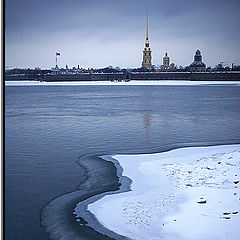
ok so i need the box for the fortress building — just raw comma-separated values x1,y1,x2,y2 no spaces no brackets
189,50,206,72
142,13,152,68
163,52,170,68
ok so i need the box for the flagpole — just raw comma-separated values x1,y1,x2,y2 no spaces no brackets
55,52,60,69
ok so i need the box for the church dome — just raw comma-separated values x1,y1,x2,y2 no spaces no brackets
195,50,201,55
163,56,169,60
189,49,206,71
163,52,169,59
194,49,202,62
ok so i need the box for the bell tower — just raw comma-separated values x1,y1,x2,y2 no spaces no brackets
142,12,152,68
163,52,170,67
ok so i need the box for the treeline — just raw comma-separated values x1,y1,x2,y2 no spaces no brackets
5,65,240,76
5,68,52,76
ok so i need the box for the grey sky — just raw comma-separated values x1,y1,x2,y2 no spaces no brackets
5,0,240,69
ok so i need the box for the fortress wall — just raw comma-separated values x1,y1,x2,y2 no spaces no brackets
5,72,240,82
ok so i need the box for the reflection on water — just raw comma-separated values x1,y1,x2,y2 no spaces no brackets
144,114,151,141
141,86,153,142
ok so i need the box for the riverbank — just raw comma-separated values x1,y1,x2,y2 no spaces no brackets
87,144,240,240
5,71,240,82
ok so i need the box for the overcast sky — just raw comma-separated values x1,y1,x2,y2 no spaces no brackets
5,0,240,69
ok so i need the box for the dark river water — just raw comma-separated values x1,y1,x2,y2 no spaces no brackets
5,84,240,240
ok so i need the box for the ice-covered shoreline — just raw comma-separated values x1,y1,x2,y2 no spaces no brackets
87,144,240,240
5,80,240,86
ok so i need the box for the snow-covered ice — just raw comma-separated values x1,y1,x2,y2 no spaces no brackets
88,145,240,240
5,80,240,86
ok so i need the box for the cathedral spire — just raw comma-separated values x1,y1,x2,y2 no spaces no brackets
146,10,149,40
142,11,152,68
144,10,150,48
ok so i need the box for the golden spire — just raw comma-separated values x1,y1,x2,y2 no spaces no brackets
146,10,148,40
142,10,152,68
144,10,150,49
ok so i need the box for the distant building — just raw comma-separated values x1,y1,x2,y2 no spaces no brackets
163,52,170,68
189,50,206,72
142,13,152,68
170,63,176,71
51,65,60,74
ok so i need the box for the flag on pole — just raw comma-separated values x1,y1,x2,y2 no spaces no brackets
56,52,60,56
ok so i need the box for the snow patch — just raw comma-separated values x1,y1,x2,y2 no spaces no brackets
5,80,240,86
88,145,240,240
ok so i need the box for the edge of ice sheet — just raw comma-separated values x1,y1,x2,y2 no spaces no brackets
41,153,126,240
5,80,240,86
87,144,240,240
